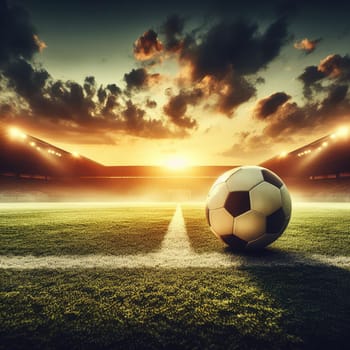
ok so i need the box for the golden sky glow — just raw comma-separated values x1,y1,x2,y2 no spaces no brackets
1,0,350,166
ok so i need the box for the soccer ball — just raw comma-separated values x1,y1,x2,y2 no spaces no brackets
205,166,292,250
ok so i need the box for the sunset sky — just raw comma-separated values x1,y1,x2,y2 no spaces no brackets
1,0,350,165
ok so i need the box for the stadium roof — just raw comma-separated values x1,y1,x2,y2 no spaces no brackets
260,127,350,178
0,125,103,177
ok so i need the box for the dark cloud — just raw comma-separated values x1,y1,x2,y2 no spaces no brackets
294,38,322,54
171,17,289,116
134,15,290,117
183,17,289,81
261,102,308,140
257,90,350,141
97,85,107,104
254,92,291,119
106,83,121,95
163,89,202,129
65,81,95,120
134,29,163,61
97,83,121,105
235,55,350,155
146,99,157,108
298,66,326,98
4,59,49,102
122,99,145,129
0,0,42,66
124,68,148,90
124,68,161,91
0,3,189,147
299,54,350,98
224,87,350,158
101,94,119,117
318,54,350,81
321,84,348,110
0,1,295,143
1,59,188,141
83,76,96,97
239,54,350,151
160,14,185,53
216,74,256,116
122,100,179,138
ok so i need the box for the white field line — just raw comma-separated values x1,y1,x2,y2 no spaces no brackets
1,253,350,269
159,204,193,255
1,205,350,269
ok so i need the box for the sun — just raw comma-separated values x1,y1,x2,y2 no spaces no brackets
164,156,189,170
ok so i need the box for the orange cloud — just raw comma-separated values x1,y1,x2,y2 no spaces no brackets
33,34,47,52
294,38,321,54
134,30,163,61
254,92,291,120
318,54,343,78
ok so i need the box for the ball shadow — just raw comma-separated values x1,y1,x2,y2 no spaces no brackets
222,245,350,349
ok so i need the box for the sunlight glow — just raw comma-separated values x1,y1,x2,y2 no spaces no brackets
164,156,189,170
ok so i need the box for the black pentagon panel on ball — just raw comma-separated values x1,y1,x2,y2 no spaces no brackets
266,207,286,234
205,205,210,226
220,234,247,250
224,191,250,217
262,169,283,188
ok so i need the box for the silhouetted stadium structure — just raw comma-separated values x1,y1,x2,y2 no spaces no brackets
261,127,350,180
0,125,349,201
0,127,102,178
260,127,350,201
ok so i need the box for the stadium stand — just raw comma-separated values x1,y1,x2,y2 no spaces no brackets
0,127,103,178
0,125,349,201
260,127,350,201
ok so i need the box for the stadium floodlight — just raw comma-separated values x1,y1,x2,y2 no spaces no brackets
72,151,80,158
336,126,349,137
30,141,36,147
279,151,287,158
331,126,349,139
8,127,27,140
322,141,328,147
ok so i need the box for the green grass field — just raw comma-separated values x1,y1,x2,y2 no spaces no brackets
0,203,175,255
1,202,350,349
